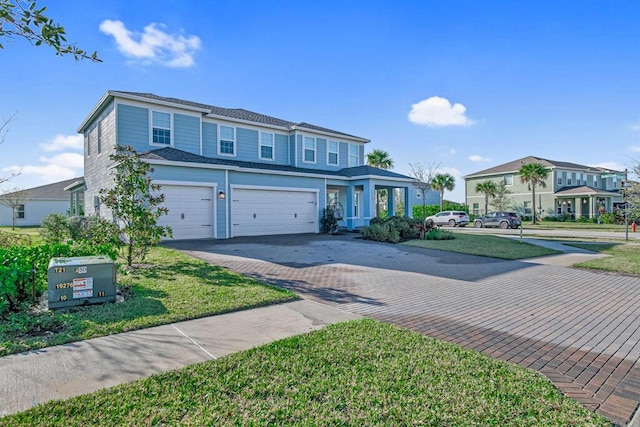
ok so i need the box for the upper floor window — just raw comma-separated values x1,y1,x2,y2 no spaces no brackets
503,174,513,186
567,177,572,186
303,137,316,163
260,132,274,160
152,111,171,145
85,133,90,157
327,140,339,165
349,144,359,167
594,179,598,188
557,176,562,185
16,204,25,219
219,125,235,155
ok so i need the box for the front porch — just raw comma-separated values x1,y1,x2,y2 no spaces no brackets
553,187,623,219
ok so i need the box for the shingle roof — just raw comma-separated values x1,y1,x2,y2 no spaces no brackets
554,185,622,196
464,156,618,178
113,91,368,141
2,177,81,200
139,147,413,180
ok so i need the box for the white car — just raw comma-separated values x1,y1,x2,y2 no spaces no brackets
425,211,470,227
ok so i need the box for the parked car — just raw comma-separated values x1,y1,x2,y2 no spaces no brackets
425,211,470,227
473,212,521,229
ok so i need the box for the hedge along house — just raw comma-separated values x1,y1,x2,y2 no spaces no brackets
464,156,624,219
75,91,419,239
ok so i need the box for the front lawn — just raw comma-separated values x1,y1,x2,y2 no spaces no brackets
0,319,609,426
404,233,561,260
0,246,296,356
567,242,640,274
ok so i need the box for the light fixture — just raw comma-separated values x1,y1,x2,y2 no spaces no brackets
218,191,226,200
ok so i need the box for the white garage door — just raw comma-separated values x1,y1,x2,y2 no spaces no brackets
159,185,214,239
232,188,317,237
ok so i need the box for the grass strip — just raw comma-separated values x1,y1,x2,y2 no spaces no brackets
404,233,561,260
0,246,296,356
0,319,610,426
567,242,640,275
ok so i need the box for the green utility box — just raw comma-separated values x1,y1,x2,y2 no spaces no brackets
48,256,116,309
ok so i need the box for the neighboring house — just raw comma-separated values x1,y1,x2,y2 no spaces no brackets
0,178,83,227
75,91,422,239
464,156,625,219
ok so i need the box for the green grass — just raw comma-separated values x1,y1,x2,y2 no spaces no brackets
0,319,610,426
0,246,296,356
404,233,561,260
567,242,640,274
524,222,624,231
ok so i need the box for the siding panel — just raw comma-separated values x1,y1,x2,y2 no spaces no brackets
202,122,218,158
117,104,149,152
174,114,200,155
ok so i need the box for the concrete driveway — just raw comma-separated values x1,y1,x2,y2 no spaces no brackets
166,233,640,425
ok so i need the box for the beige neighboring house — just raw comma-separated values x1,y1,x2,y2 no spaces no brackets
464,156,625,219
0,178,83,227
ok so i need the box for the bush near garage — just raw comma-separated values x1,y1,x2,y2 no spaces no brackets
362,216,424,243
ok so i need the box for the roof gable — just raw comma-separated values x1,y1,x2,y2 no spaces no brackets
464,155,618,178
2,177,81,200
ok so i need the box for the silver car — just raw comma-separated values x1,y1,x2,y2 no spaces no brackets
425,211,470,227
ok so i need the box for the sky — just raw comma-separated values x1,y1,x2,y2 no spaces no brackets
2,1,640,203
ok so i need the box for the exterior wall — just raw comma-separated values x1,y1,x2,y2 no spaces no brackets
0,200,69,226
202,122,217,157
174,113,200,155
116,103,148,153
84,101,116,218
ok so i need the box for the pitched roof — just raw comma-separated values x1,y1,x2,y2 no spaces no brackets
554,185,622,196
464,156,620,178
1,177,81,200
109,91,368,142
139,147,413,180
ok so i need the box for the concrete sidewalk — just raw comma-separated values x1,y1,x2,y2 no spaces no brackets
0,299,359,417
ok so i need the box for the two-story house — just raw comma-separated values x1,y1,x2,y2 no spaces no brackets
464,156,624,219
72,91,419,239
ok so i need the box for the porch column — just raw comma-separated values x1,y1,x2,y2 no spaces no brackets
362,181,373,226
69,193,74,216
387,188,395,217
404,187,411,217
346,186,354,230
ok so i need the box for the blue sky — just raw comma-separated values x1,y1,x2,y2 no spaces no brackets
2,0,640,203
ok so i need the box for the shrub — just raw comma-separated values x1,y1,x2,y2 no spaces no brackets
361,216,422,243
39,213,69,244
0,231,32,248
425,228,455,240
412,203,468,220
320,207,339,234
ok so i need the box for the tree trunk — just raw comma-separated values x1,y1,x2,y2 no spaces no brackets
532,185,537,224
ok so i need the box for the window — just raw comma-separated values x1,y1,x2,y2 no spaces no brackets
472,203,479,215
503,174,513,186
260,132,274,160
219,126,235,155
594,179,598,188
327,140,339,165
354,190,362,218
16,204,25,219
567,177,572,186
303,137,316,163
152,111,171,145
557,176,562,185
97,121,102,154
523,201,531,215
85,133,90,157
349,144,359,167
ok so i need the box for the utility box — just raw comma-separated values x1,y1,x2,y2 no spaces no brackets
48,256,116,309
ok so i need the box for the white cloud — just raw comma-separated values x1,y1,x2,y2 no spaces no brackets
3,153,83,184
590,161,627,172
449,149,457,155
408,96,475,127
99,19,201,68
630,146,640,153
40,134,83,152
468,154,492,162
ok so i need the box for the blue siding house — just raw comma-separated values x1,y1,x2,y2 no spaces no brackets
76,91,421,239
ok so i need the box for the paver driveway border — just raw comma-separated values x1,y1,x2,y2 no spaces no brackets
166,233,640,425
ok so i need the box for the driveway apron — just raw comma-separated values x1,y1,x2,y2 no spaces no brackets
166,234,640,425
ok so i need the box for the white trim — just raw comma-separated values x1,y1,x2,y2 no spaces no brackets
327,140,339,166
149,109,173,147
218,125,236,157
290,125,370,143
259,131,275,161
348,143,359,167
302,136,316,164
154,180,216,187
204,115,289,134
97,120,103,155
225,169,229,239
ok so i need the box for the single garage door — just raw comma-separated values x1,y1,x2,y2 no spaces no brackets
232,188,317,237
159,185,214,239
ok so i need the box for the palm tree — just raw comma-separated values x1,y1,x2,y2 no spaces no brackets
475,180,497,215
431,173,455,211
366,149,394,169
366,149,394,216
519,162,549,224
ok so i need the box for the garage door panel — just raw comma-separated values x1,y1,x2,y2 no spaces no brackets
159,186,214,240
231,188,317,237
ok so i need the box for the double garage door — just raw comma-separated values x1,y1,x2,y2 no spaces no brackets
232,188,317,237
159,185,214,240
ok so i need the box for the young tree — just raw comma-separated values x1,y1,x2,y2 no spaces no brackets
100,145,172,267
0,0,100,61
475,180,497,215
489,181,514,212
519,162,549,224
0,187,29,229
431,173,456,211
409,162,439,218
